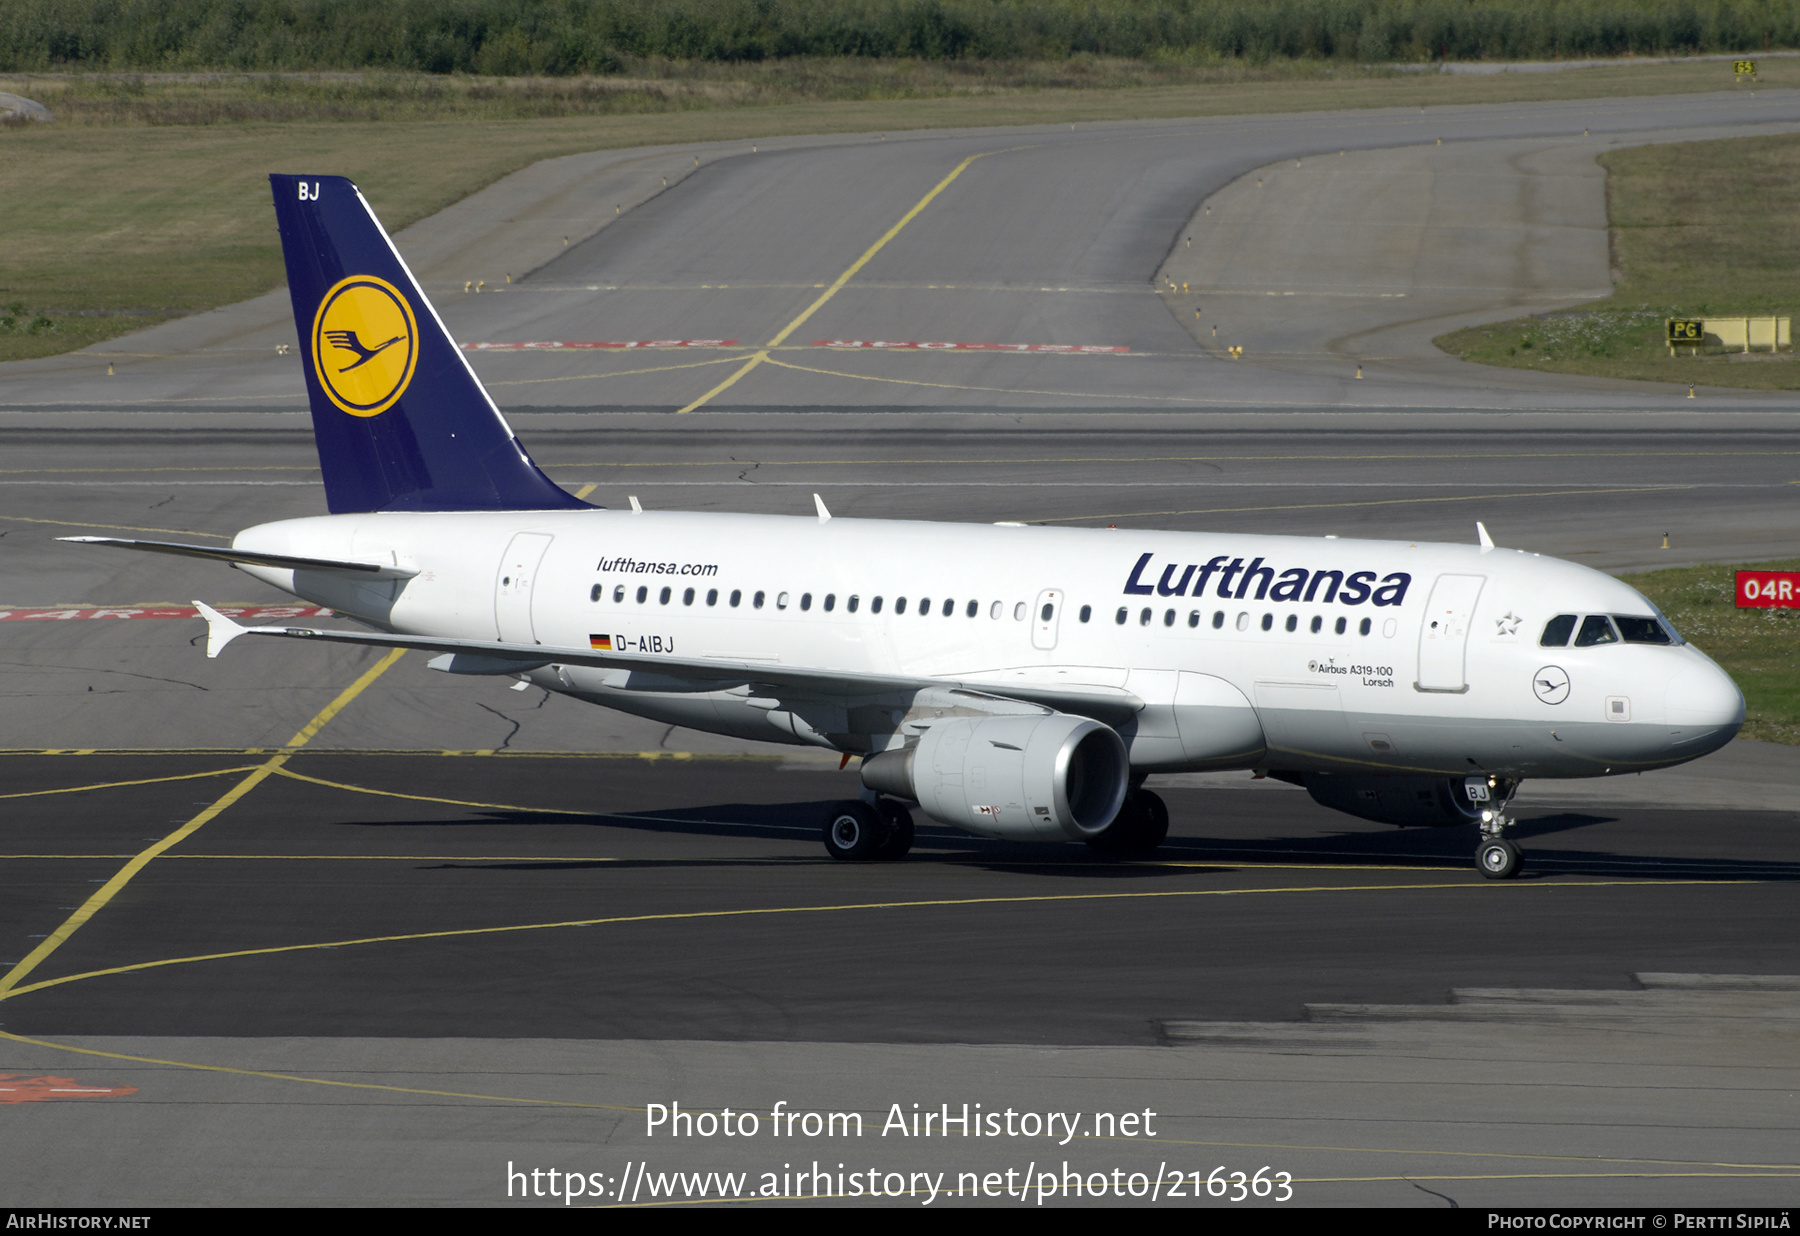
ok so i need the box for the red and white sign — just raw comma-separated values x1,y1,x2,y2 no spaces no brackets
463,340,737,351
1736,570,1800,608
812,340,1128,353
0,1074,138,1104
0,605,332,622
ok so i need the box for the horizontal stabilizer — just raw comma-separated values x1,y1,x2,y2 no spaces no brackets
61,537,418,579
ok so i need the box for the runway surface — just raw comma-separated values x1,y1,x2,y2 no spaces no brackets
3,88,1799,1207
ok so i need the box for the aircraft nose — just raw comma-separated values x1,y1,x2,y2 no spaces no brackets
1664,656,1746,746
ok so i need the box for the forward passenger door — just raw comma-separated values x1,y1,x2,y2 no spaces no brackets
1416,574,1485,692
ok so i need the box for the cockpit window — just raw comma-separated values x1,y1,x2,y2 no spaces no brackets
1614,615,1672,645
1648,603,1686,645
1573,615,1620,647
1540,614,1577,647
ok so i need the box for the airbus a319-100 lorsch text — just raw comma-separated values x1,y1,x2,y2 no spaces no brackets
67,175,1746,878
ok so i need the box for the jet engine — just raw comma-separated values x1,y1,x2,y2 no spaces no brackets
861,714,1129,842
1293,771,1484,827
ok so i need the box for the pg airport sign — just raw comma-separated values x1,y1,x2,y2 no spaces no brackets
1736,570,1800,608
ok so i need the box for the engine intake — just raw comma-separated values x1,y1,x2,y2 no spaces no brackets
862,714,1129,842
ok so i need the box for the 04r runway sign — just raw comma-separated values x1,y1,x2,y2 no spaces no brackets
1736,570,1800,608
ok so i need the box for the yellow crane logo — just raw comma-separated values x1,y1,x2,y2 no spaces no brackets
310,275,418,417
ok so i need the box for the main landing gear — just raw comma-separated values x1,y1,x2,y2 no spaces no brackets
822,797,914,862
1085,787,1169,856
1469,775,1523,880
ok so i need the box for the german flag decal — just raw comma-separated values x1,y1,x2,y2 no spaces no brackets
590,634,612,650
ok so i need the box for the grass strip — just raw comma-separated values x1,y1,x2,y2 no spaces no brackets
1437,131,1800,389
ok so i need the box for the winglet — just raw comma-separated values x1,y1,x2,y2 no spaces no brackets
814,493,832,523
1476,521,1495,551
194,601,247,659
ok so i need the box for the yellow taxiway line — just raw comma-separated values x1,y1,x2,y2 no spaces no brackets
0,648,405,998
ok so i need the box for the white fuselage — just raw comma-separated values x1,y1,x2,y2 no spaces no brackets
232,509,1745,780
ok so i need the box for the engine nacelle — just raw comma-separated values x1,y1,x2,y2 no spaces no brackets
862,714,1129,842
1297,771,1483,827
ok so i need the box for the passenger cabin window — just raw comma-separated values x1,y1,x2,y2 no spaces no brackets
966,600,978,618
1187,611,1200,628
823,594,835,612
1574,615,1619,647
682,587,694,605
1359,617,1371,636
1212,611,1224,629
1163,609,1175,627
614,586,625,603
1615,615,1672,645
636,586,648,604
1541,614,1577,647
1334,617,1346,635
753,591,765,609
919,597,931,616
799,593,812,611
848,595,860,613
1079,605,1092,623
729,589,741,607
943,598,955,617
706,589,718,606
659,586,671,604
1139,608,1151,626
778,592,791,610
896,597,907,615
1260,613,1273,631
1115,608,1128,625
872,596,884,614
590,584,602,602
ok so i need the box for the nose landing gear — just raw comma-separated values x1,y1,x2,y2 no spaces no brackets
1476,836,1521,879
1468,775,1523,879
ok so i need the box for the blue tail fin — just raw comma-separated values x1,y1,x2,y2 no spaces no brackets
270,174,586,514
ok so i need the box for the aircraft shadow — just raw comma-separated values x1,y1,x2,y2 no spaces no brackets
331,800,1800,882
1163,810,1800,882
337,799,1220,878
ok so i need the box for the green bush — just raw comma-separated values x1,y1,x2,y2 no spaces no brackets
6,0,1800,74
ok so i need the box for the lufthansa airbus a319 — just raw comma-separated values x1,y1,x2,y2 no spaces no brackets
67,174,1746,878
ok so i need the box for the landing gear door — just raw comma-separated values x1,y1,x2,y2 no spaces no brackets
1416,573,1485,692
496,532,553,645
1031,589,1063,651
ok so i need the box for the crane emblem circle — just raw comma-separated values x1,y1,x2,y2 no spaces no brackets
1533,665,1570,705
310,275,418,417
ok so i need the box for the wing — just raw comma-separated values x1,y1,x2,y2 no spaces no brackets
192,604,1142,724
